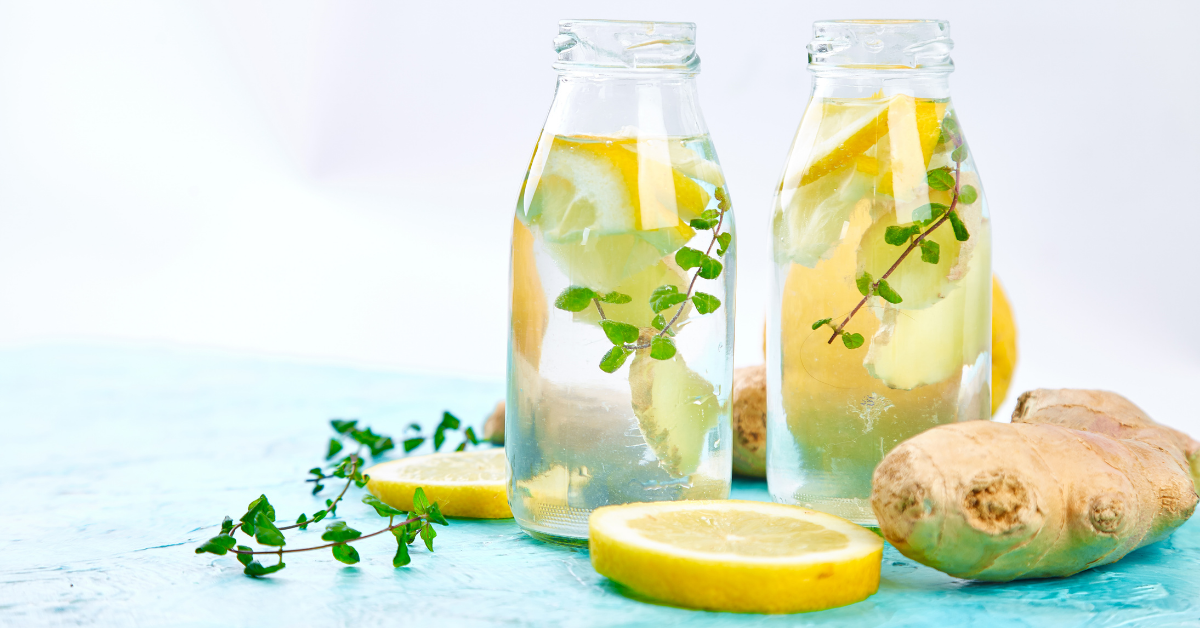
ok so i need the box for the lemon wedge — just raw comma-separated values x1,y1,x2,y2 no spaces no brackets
523,134,709,291
589,500,883,613
991,275,1018,414
365,449,511,519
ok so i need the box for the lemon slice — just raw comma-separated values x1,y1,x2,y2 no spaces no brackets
589,500,883,614
365,449,512,519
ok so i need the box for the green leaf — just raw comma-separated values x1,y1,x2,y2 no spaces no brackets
650,285,688,313
650,336,677,360
433,428,446,451
220,516,234,534
420,523,437,552
599,320,640,345
239,495,275,537
716,232,732,257
332,543,360,565
811,318,832,330
393,538,411,567
952,144,969,163
842,332,865,349
369,436,394,457
919,239,940,264
598,291,631,304
912,203,949,225
454,441,466,452
942,117,960,135
426,503,449,526
330,419,358,434
691,292,721,315
698,256,723,280
650,314,667,331
463,426,479,445
403,437,425,453
553,286,597,312
689,209,721,230
312,510,327,523
412,487,431,515
363,493,405,517
321,521,363,543
404,520,422,544
875,280,903,304
715,186,727,203
856,272,873,297
439,412,461,431
675,247,706,270
948,210,970,241
325,438,344,460
253,513,286,547
296,513,308,530
927,168,955,191
599,346,632,373
195,534,236,555
243,560,286,577
885,224,921,246
235,546,254,567
959,185,978,205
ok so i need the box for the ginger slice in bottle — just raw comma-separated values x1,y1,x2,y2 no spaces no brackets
629,349,721,478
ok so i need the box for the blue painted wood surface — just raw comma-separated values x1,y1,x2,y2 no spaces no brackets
3,344,1198,627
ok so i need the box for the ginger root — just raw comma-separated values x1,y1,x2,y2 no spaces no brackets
483,401,505,445
732,365,767,477
871,389,1199,581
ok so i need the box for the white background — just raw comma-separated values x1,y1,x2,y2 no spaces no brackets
0,2,1196,430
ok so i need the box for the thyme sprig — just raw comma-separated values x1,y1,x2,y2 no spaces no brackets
814,117,976,349
553,186,733,372
195,415,477,577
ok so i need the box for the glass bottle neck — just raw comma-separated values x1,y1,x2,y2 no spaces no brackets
810,72,951,101
543,73,708,138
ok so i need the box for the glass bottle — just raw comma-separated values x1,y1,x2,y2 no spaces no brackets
506,19,735,544
767,20,991,524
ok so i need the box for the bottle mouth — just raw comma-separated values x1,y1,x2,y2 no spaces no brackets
808,19,953,74
553,19,700,73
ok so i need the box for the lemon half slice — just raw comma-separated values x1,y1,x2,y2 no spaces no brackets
365,449,511,519
589,500,882,614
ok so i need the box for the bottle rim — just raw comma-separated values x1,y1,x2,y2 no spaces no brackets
553,19,700,74
808,19,954,75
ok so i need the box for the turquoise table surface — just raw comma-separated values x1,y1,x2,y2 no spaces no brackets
3,344,1199,627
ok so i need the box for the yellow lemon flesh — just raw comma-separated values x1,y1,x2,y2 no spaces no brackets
366,449,511,519
991,275,1018,414
589,500,883,614
520,134,711,292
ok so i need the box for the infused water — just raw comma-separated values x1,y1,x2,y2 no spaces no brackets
768,93,991,524
508,132,735,541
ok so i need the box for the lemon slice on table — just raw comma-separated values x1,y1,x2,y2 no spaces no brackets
365,449,511,519
589,500,883,614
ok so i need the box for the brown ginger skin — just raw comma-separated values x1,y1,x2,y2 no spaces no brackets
483,401,505,445
732,365,767,477
871,389,1198,581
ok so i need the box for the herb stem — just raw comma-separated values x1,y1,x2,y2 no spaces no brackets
612,204,729,352
278,452,360,531
827,160,962,344
229,515,422,556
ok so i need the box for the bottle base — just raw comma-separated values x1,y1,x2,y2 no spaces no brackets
520,527,590,547
773,492,878,527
